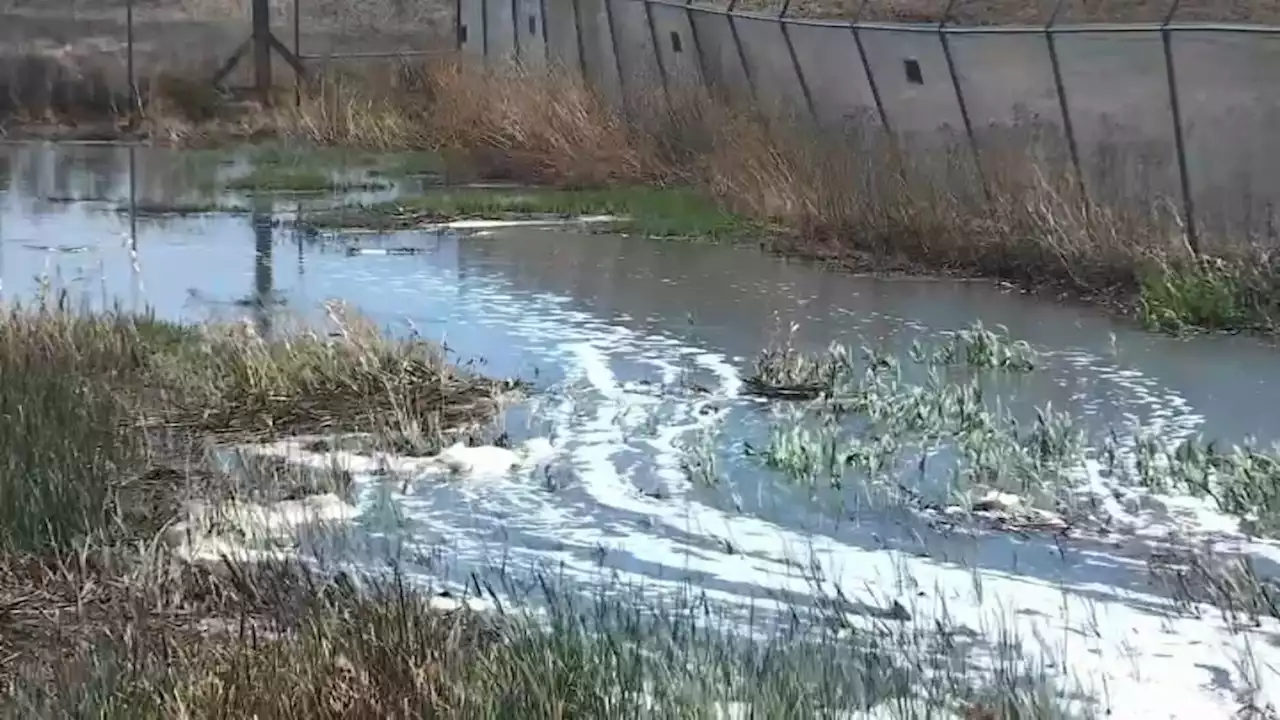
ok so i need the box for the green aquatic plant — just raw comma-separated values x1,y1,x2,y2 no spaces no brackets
678,427,722,487
1121,431,1280,537
747,321,1089,514
911,321,1038,372
1138,257,1280,334
757,415,849,486
744,324,858,400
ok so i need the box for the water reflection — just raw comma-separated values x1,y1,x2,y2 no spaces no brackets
6,143,1279,717
252,196,274,336
0,141,1278,448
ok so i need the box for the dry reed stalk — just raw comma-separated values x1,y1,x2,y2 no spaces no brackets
419,60,662,184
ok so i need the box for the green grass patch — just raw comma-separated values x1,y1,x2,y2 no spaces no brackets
1138,257,1280,334
302,186,755,239
391,150,445,177
227,166,390,193
245,142,385,171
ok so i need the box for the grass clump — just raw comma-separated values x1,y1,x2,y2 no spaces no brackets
745,320,1037,401
742,323,1083,511
0,294,516,709
148,302,513,439
1138,257,1280,334
227,166,390,193
6,564,1077,720
916,321,1039,372
0,294,507,552
1126,434,1280,538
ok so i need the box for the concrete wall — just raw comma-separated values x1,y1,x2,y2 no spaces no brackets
458,0,1280,241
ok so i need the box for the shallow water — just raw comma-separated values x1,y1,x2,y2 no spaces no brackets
4,141,1280,717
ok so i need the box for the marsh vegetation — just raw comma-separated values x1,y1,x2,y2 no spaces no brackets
3,278,1278,717
5,6,1280,713
0,297,1094,719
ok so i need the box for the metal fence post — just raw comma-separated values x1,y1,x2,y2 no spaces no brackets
1161,0,1199,254
482,0,490,62
572,0,588,78
778,1,818,125
644,0,672,106
511,0,522,63
1044,0,1084,200
603,0,629,112
252,0,273,105
455,0,464,51
684,0,712,93
294,0,302,107
849,0,891,136
937,0,989,202
539,0,550,66
126,0,136,115
725,0,760,106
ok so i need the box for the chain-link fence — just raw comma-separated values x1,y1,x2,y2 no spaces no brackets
0,0,455,121
6,0,1280,244
460,0,1280,245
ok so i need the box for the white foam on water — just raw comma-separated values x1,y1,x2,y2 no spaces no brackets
236,262,1280,718
552,342,1280,720
422,216,623,232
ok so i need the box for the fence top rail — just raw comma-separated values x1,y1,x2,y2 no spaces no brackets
654,0,1280,35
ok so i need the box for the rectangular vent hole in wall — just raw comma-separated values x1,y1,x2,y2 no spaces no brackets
904,58,923,85
670,31,682,53
528,15,537,35
459,24,468,43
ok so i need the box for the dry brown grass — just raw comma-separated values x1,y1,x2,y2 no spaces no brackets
275,59,1178,301
2,51,1267,324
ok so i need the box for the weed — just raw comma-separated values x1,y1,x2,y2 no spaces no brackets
227,166,389,193
1138,257,1280,334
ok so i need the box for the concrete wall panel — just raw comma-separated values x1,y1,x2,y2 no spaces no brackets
786,22,877,128
516,0,549,69
1172,31,1280,239
856,27,966,141
688,8,752,105
731,13,807,116
461,0,1280,240
459,0,487,57
1053,31,1179,202
608,0,664,98
542,0,583,72
577,0,624,107
483,0,518,62
649,4,703,91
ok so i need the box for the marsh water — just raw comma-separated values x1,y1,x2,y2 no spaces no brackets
4,142,1280,712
